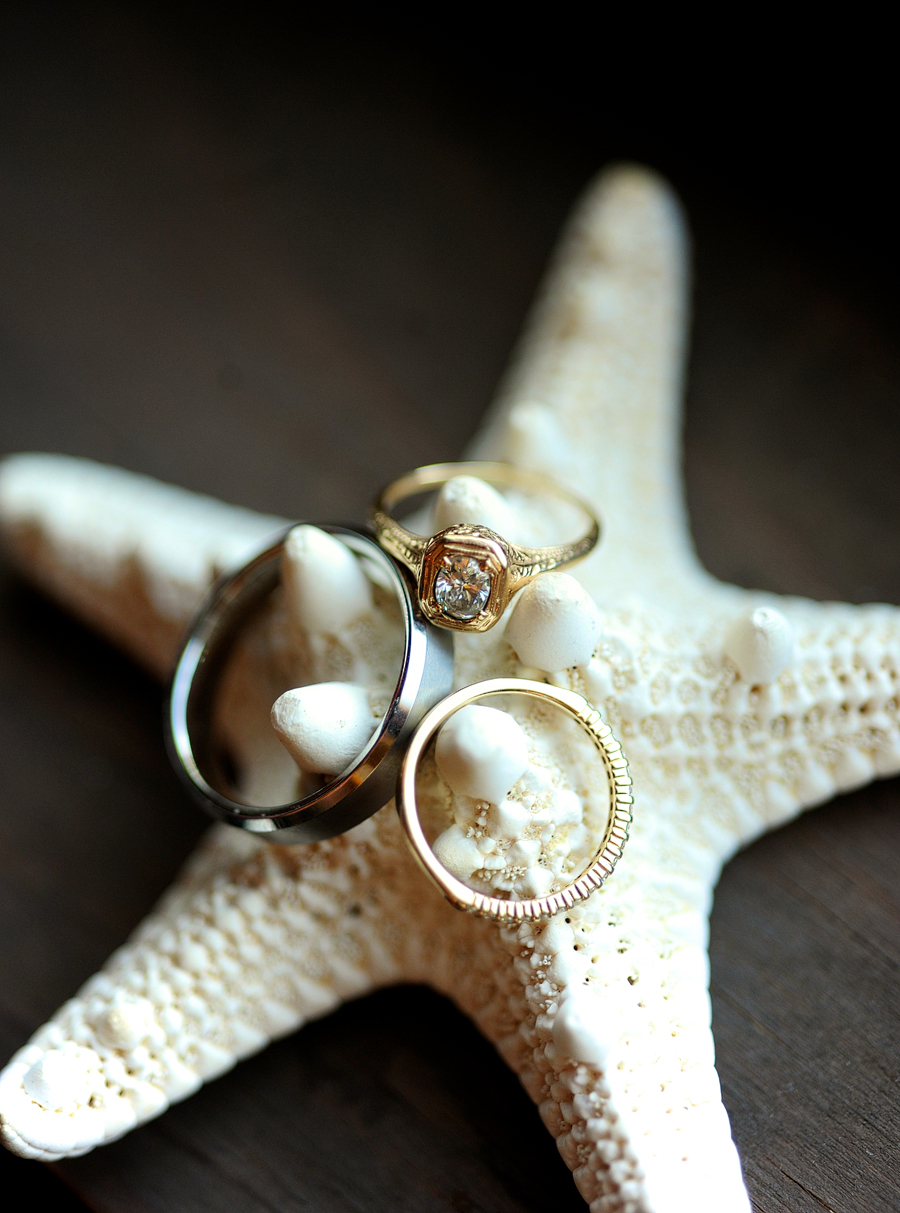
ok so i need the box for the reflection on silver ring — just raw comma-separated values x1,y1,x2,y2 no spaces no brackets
166,523,455,844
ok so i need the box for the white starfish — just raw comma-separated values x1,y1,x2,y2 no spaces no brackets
2,165,898,1213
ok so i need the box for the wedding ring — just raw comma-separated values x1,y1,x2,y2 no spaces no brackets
167,524,454,844
396,678,632,921
371,462,600,632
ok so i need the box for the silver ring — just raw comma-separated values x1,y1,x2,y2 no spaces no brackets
166,524,455,843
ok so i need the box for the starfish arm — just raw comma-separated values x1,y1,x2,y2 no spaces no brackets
0,452,286,677
469,165,706,607
439,857,751,1213
573,596,900,871
0,814,425,1161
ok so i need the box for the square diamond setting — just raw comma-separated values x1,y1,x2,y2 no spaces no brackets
421,526,509,632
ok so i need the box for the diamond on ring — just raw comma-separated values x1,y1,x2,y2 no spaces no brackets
434,555,492,621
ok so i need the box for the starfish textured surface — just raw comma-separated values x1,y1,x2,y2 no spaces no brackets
1,167,899,1212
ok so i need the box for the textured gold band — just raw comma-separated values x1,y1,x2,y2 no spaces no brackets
396,678,633,921
371,462,600,632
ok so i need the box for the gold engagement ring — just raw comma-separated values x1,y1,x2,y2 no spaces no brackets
371,462,600,632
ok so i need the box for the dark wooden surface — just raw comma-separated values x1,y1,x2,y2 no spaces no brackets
1,8,898,1211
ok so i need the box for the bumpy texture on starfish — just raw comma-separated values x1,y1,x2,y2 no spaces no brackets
2,166,900,1213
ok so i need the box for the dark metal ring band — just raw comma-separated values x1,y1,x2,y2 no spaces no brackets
166,523,454,844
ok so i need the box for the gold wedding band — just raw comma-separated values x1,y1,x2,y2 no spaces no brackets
371,462,600,632
396,678,633,921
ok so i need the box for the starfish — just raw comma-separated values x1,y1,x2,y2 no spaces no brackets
2,165,899,1213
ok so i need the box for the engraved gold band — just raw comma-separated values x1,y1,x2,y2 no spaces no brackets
396,678,633,921
371,462,600,632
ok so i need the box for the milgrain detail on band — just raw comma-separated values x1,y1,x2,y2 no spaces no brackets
396,678,633,922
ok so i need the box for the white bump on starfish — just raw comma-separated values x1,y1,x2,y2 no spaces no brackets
272,682,378,775
22,1051,94,1112
501,399,573,477
1,164,898,1212
723,605,795,685
432,474,521,539
429,823,483,881
435,703,530,804
92,998,159,1051
552,985,624,1068
505,572,604,672
282,524,373,637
